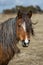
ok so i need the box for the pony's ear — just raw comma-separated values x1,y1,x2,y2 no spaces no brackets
17,10,22,19
27,10,32,18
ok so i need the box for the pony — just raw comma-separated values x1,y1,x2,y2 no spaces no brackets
0,10,35,65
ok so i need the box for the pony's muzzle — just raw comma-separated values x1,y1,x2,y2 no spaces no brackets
22,40,30,47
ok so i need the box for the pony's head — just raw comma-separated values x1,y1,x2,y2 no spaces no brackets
16,10,34,47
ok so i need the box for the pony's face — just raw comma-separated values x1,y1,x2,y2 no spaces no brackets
16,10,33,47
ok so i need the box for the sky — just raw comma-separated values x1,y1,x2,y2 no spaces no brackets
0,0,43,13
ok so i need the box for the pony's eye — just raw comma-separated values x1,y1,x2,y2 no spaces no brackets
18,24,21,27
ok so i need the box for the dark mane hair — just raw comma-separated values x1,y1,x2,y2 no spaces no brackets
0,17,20,65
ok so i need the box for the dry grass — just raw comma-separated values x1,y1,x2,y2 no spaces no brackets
0,14,43,65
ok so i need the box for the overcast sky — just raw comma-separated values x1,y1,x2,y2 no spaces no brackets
0,0,43,13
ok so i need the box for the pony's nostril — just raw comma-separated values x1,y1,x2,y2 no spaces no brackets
28,40,30,43
22,42,26,47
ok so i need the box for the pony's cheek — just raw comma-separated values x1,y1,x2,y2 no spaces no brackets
19,34,25,41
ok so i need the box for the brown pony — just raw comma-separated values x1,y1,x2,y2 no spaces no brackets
0,10,34,65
